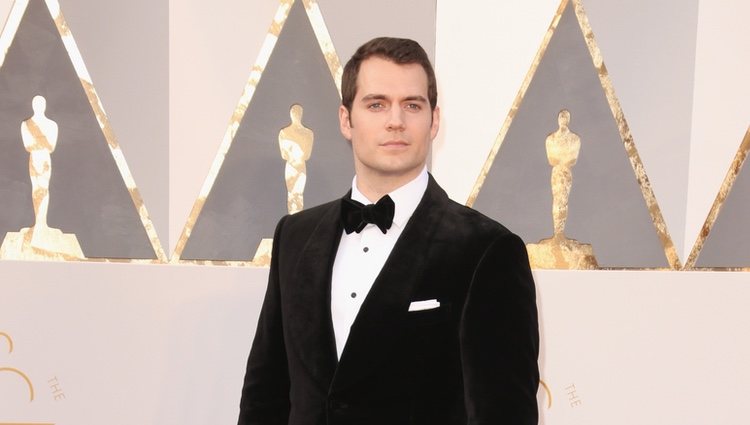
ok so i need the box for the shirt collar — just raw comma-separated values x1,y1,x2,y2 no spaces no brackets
350,167,428,230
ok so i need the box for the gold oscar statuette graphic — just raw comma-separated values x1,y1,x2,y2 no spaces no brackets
279,104,314,214
526,110,598,269
252,104,315,266
1,95,84,261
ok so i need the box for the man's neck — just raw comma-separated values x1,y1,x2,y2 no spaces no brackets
354,168,424,203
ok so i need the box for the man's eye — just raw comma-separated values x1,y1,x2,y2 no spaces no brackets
405,103,421,110
368,103,384,110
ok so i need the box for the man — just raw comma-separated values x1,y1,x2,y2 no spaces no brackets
238,37,539,425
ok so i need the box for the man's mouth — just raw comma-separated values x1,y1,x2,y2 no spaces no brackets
381,140,408,147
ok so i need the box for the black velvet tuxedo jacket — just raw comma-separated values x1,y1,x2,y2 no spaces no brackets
238,175,539,425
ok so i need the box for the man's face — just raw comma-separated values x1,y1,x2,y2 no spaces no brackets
339,56,439,185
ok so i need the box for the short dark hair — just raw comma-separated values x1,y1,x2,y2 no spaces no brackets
341,37,437,112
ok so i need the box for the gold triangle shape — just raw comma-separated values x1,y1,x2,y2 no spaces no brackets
465,0,681,270
171,0,342,266
685,126,750,270
0,0,166,263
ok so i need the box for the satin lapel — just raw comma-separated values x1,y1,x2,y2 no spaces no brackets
285,199,343,392
332,176,449,392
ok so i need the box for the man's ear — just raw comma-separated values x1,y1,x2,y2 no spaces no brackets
339,105,352,141
430,105,441,140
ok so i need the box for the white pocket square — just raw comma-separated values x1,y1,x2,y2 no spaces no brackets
408,299,440,312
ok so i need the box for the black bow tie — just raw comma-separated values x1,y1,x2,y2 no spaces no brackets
341,195,395,234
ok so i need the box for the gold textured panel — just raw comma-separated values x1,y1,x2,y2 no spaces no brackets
0,0,167,263
0,0,26,70
466,0,681,270
172,0,342,267
685,126,750,271
252,238,274,267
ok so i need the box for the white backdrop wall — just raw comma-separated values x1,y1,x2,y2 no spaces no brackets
1,1,749,424
685,0,750,257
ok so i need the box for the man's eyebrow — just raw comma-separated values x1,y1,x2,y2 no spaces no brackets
359,94,428,103
403,95,428,103
360,94,388,102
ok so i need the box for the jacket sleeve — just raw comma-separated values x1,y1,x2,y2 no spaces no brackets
238,216,291,425
460,232,540,425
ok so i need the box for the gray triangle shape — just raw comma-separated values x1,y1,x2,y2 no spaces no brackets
0,0,157,259
180,0,352,261
472,1,668,268
695,144,750,267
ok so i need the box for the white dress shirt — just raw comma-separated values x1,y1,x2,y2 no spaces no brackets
331,167,428,359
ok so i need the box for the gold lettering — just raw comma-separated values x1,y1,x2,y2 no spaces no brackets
0,367,35,401
48,376,65,400
539,379,552,409
0,332,13,353
565,382,583,408
0,423,54,425
0,332,36,402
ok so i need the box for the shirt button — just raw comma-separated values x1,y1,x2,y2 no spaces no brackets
351,292,357,298
363,247,369,253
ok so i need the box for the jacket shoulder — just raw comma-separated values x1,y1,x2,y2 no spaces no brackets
274,198,341,239
443,197,518,240
425,174,516,238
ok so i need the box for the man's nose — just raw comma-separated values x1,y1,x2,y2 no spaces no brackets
386,108,405,131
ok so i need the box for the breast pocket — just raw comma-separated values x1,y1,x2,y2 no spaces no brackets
407,302,452,328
